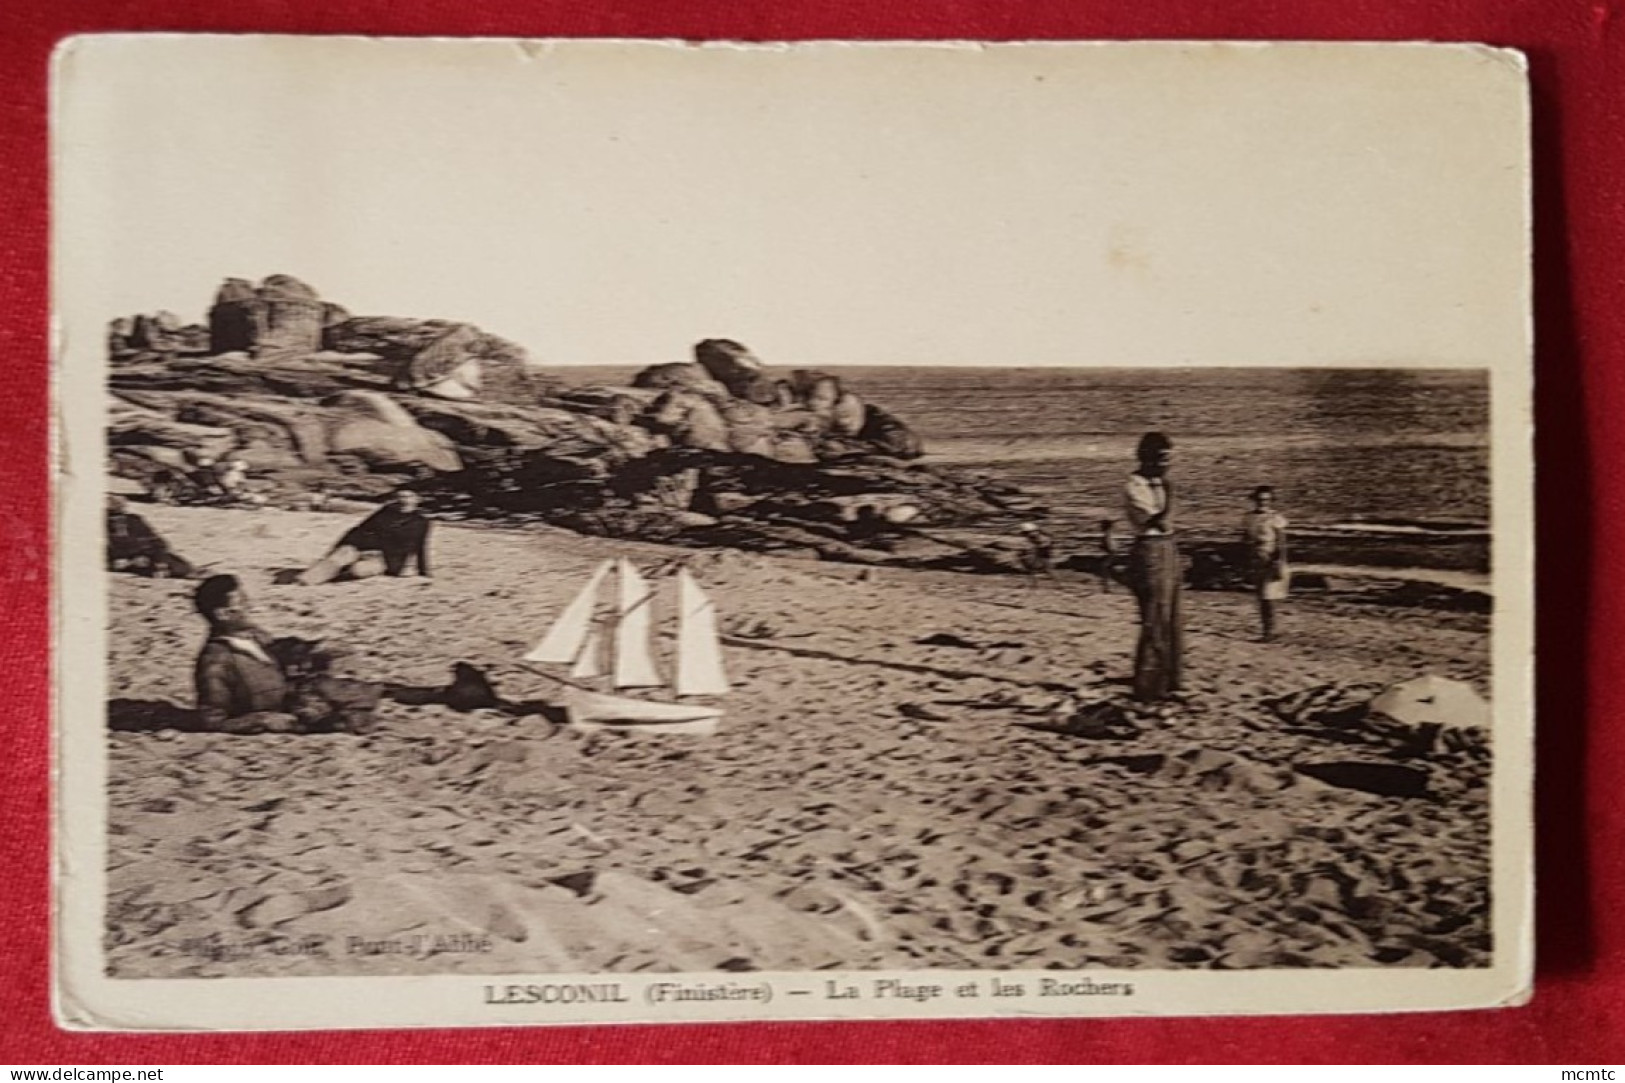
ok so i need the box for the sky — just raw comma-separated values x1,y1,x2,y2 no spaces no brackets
55,37,1529,367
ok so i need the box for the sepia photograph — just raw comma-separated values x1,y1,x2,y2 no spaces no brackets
53,36,1533,1028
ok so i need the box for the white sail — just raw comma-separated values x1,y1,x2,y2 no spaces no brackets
613,558,663,688
674,568,730,697
524,559,612,663
570,627,606,679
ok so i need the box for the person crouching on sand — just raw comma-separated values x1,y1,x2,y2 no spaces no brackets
1124,432,1183,703
1242,485,1290,642
193,574,382,734
297,487,432,586
1017,522,1059,587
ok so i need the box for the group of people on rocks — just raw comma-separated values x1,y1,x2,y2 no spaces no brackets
1011,431,1291,704
108,486,437,734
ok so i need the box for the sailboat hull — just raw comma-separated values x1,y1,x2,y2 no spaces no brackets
563,688,723,736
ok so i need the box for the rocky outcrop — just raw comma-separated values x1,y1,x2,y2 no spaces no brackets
325,316,555,406
105,285,959,569
109,311,209,363
629,342,924,463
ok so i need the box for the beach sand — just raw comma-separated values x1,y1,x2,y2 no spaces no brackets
102,502,1492,977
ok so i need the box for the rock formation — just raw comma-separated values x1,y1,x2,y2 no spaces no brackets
629,343,923,464
694,339,779,405
106,285,958,570
206,275,325,359
326,316,554,406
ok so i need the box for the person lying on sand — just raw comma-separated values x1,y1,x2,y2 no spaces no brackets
106,495,195,579
193,574,381,735
296,488,432,586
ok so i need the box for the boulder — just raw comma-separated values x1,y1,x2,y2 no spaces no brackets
126,313,184,356
551,386,664,427
256,274,325,359
326,316,553,406
398,399,653,461
830,391,867,437
791,369,841,411
631,362,730,400
324,316,466,360
208,278,260,355
857,403,924,459
694,339,777,404
400,324,484,400
648,390,731,453
108,317,136,361
207,275,325,358
326,395,463,473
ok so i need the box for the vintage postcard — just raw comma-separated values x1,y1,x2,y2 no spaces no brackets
52,36,1533,1029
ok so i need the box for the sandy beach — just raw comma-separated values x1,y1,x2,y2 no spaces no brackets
103,501,1492,978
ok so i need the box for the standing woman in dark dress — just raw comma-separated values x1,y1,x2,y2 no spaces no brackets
1123,432,1183,702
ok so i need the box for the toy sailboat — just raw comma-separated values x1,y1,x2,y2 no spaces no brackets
523,558,729,735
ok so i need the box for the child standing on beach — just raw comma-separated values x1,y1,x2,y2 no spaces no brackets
1242,486,1290,642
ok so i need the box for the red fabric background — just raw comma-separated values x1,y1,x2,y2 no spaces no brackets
0,0,1613,1065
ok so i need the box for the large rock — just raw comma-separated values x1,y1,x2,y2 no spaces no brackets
256,275,326,359
325,391,462,474
694,339,777,404
207,275,325,359
401,324,484,400
326,316,554,406
647,390,731,453
208,278,260,354
551,386,664,427
398,399,652,461
857,403,924,459
631,362,731,399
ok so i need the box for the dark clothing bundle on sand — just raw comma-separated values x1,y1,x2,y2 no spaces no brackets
107,507,194,578
194,630,381,734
